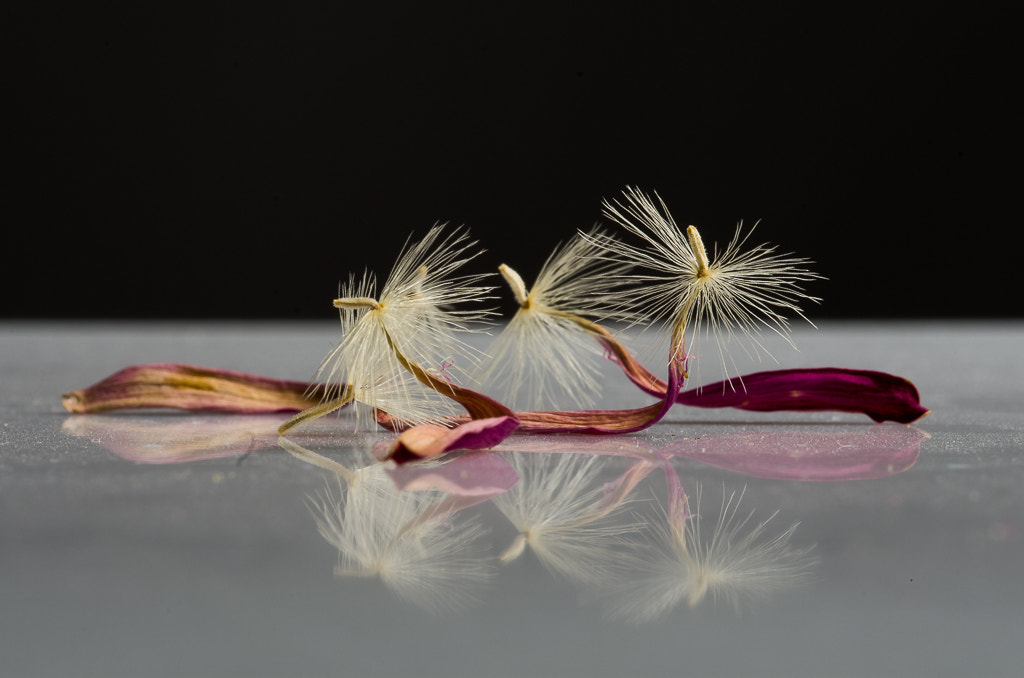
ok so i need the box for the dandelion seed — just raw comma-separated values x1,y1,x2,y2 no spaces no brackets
280,225,496,432
592,187,822,389
481,229,633,410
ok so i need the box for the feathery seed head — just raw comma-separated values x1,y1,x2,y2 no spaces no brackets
597,186,823,387
482,229,634,410
314,224,496,429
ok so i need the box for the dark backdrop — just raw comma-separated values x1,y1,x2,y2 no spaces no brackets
9,3,1014,320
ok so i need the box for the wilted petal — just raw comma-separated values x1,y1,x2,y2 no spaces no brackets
587,326,928,424
508,357,686,435
512,403,667,434
62,363,318,414
386,415,521,463
676,368,929,424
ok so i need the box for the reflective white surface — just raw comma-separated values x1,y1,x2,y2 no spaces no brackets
2,321,1022,677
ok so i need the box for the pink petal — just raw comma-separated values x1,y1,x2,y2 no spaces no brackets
385,415,521,463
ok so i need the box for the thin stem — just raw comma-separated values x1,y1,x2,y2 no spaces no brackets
278,390,352,434
379,325,515,421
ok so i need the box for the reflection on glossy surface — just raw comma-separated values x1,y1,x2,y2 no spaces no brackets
9,322,1022,677
61,414,286,463
492,452,653,583
493,425,926,481
591,480,816,623
658,426,927,480
56,413,924,618
308,468,495,613
63,413,927,484
59,412,835,619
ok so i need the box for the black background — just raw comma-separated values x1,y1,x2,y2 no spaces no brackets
8,3,1015,320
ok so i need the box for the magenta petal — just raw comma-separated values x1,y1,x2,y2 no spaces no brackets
386,415,521,463
676,368,929,424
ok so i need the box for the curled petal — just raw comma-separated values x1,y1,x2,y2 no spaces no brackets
676,368,929,424
62,363,318,414
512,402,668,434
584,323,929,424
386,415,521,463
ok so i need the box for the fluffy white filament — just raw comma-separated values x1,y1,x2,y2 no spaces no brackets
481,229,632,410
314,224,495,429
592,187,823,389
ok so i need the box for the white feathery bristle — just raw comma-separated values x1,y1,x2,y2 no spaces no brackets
595,186,823,389
315,224,496,428
482,229,633,410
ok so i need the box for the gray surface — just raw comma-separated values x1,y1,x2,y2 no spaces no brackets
2,320,1022,678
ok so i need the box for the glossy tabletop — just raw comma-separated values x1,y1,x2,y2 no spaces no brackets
1,321,1022,677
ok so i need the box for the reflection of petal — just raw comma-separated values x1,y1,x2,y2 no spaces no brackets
658,426,927,481
493,433,655,458
61,414,285,463
63,414,383,465
492,452,649,584
387,451,519,496
595,485,815,623
310,473,494,613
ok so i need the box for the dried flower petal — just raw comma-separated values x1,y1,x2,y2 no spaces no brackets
593,329,928,424
676,367,929,423
482,229,633,410
61,363,317,414
386,415,521,463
